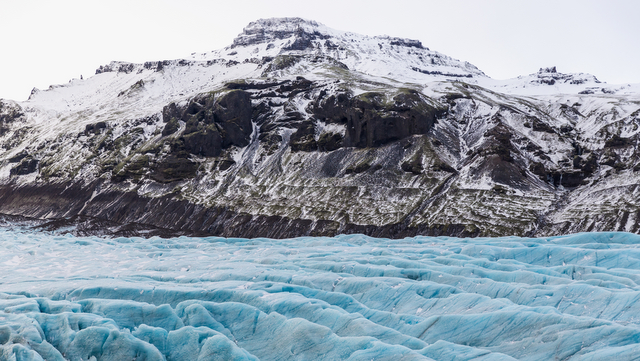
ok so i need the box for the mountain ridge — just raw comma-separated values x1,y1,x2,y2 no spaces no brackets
1,17,640,238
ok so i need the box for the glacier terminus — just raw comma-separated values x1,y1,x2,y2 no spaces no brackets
2,231,640,360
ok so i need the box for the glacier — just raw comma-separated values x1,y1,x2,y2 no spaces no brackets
2,231,640,360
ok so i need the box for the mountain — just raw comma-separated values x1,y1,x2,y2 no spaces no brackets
1,17,640,238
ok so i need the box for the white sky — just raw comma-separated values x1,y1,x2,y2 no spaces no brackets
1,0,639,101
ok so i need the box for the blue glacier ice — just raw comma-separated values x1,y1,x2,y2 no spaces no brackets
2,230,640,359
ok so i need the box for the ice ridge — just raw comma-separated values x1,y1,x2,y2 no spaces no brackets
2,231,640,359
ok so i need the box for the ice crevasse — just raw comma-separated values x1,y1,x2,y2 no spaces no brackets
2,230,640,360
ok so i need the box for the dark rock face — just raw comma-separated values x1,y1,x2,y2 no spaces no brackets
155,79,443,157
317,132,343,152
111,88,255,184
0,101,24,136
162,118,180,136
182,127,223,157
8,151,28,163
346,92,438,147
549,171,586,188
310,90,444,149
250,85,446,153
162,102,182,122
85,122,107,135
604,135,633,148
289,122,317,151
401,157,423,175
282,30,316,51
151,156,198,183
310,92,352,123
107,88,254,184
10,157,38,176
214,90,254,148
388,37,424,49
0,104,23,124
161,90,253,159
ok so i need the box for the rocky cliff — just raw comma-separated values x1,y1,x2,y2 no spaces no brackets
1,18,640,238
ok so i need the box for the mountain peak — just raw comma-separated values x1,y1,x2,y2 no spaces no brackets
530,66,601,86
231,17,331,49
222,17,486,80
243,17,323,31
539,66,558,74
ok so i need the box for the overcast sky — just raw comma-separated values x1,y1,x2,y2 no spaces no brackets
1,0,638,101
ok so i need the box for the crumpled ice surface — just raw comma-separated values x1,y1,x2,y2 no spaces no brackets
2,230,640,360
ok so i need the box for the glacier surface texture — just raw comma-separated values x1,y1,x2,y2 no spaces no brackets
2,231,640,360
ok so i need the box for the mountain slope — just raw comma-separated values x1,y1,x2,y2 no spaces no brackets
1,17,639,238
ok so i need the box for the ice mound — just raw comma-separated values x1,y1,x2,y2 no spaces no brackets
2,231,640,360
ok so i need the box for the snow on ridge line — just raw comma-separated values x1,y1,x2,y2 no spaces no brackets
23,17,638,107
2,230,640,360
12,16,640,117
233,16,429,51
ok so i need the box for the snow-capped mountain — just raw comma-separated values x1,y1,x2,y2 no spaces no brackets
1,17,640,238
